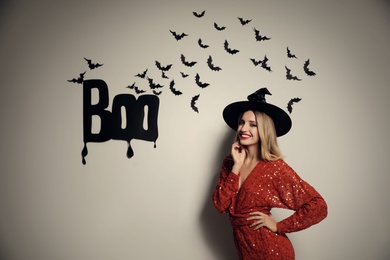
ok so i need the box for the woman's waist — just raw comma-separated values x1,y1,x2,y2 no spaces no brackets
229,207,271,227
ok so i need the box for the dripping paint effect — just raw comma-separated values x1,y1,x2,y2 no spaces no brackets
127,140,134,158
154,141,157,148
81,143,88,165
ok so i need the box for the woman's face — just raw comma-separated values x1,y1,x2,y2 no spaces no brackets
237,110,259,147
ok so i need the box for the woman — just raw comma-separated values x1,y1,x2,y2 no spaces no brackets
213,88,327,259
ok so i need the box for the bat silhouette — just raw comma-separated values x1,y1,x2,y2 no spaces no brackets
180,72,189,78
161,71,169,79
153,90,162,96
285,66,302,81
254,28,271,41
68,71,86,84
155,60,172,71
260,55,272,72
126,82,146,94
169,80,183,96
135,69,148,78
195,73,210,88
214,22,226,31
84,57,103,69
198,38,209,48
250,58,262,66
169,30,188,41
303,59,316,76
147,77,164,89
207,55,222,71
238,17,251,25
191,94,200,113
287,47,297,58
224,40,239,55
287,97,302,114
193,10,205,18
180,54,197,67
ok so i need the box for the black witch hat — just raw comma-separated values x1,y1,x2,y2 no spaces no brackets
222,88,292,137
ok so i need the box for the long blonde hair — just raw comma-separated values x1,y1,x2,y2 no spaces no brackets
236,110,283,161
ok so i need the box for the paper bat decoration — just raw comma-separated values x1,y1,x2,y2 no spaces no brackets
287,97,302,113
155,61,172,71
287,47,297,58
214,22,226,31
169,30,188,41
147,77,164,89
191,94,200,113
84,58,103,69
153,90,162,96
180,54,197,67
303,59,316,76
254,28,271,41
238,17,251,25
198,38,209,48
161,71,169,79
224,40,239,55
251,56,271,72
195,73,210,88
126,82,146,94
207,55,222,71
180,72,189,78
285,66,302,81
193,10,205,18
68,71,86,84
169,80,183,96
135,69,148,78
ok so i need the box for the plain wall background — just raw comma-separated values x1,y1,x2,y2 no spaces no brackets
0,1,389,259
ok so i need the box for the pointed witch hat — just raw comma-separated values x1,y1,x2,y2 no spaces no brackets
222,88,292,137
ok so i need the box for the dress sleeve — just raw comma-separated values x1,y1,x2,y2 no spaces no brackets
212,155,239,214
275,161,328,234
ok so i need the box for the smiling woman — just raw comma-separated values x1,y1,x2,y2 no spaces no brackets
213,88,328,259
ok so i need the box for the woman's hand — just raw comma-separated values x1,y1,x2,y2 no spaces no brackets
231,141,245,174
247,212,277,232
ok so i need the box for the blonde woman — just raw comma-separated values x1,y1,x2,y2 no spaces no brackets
213,88,327,259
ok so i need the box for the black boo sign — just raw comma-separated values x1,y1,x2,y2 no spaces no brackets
81,79,159,165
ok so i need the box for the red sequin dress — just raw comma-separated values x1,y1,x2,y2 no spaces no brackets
213,155,327,260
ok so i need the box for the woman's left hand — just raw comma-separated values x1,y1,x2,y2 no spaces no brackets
247,212,277,232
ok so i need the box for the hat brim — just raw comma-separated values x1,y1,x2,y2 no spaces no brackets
223,101,292,137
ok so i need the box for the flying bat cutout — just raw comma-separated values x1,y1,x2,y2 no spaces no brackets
180,54,197,67
180,72,189,78
303,59,316,76
287,47,298,58
207,55,222,71
161,71,169,79
169,80,183,96
224,40,240,55
191,94,200,113
254,28,271,41
287,97,302,114
84,58,103,70
214,22,226,31
153,90,162,96
68,71,86,84
250,56,271,72
195,73,210,88
198,38,209,49
169,30,188,41
147,77,164,89
285,66,302,81
126,82,146,94
135,69,148,78
238,17,252,25
193,10,205,18
155,60,172,71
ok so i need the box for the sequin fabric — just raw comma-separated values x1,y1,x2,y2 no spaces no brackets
213,155,327,260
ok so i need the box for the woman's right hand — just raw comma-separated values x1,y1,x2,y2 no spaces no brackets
231,141,245,174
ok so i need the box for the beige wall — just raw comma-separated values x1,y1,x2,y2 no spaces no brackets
1,1,389,259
